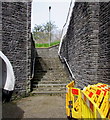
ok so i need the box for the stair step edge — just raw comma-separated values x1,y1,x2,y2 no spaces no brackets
31,91,66,94
36,84,67,86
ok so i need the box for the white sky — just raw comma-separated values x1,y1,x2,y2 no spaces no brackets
31,0,73,31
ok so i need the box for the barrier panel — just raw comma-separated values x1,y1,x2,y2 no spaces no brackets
66,81,74,117
66,81,81,118
66,82,110,119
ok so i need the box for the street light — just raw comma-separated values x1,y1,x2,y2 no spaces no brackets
49,6,51,46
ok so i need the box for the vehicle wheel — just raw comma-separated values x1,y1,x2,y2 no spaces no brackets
2,89,13,103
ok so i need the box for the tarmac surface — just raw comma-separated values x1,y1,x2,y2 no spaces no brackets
2,95,67,119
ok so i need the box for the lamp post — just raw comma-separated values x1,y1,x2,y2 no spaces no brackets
49,6,51,46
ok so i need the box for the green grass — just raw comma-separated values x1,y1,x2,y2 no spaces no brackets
35,41,60,48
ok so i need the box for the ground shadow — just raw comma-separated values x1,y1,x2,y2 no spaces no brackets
31,56,48,91
2,102,24,120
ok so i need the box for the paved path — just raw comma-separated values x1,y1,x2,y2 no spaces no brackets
2,47,70,119
3,95,67,119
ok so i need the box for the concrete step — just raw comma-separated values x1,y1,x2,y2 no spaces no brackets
38,81,70,84
31,91,66,94
33,78,70,82
34,71,68,77
34,72,67,76
35,70,47,72
34,74,68,78
34,71,46,74
42,72,68,76
33,86,66,91
33,83,67,87
41,77,68,81
32,52,70,95
34,67,65,71
44,70,67,73
34,73,46,77
32,80,70,85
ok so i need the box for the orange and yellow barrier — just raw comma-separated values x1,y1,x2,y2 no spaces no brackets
66,82,110,119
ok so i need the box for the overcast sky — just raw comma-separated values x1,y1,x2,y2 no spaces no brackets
31,0,73,31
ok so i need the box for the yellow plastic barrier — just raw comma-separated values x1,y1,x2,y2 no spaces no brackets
66,81,81,118
66,82,110,119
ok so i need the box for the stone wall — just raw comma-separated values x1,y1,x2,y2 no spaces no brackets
98,2,110,84
60,2,110,88
1,1,36,98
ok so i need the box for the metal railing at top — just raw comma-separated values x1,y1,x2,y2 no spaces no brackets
58,0,75,81
58,0,74,56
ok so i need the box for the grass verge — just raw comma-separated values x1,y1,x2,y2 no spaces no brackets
35,41,60,48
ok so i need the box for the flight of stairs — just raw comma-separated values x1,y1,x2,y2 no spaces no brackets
31,46,70,94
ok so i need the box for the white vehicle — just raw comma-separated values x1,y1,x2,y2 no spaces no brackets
0,51,15,102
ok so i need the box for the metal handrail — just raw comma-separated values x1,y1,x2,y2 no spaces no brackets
31,57,35,79
58,0,74,55
58,0,75,82
63,57,75,81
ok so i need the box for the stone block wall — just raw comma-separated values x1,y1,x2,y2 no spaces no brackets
1,1,36,98
60,2,110,88
98,2,110,84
